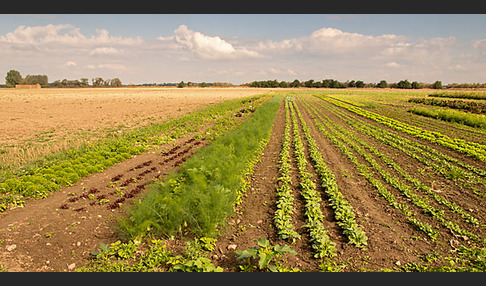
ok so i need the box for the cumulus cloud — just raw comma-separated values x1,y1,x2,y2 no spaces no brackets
0,24,142,50
258,27,408,57
167,25,261,60
89,47,120,56
85,63,127,71
385,62,401,68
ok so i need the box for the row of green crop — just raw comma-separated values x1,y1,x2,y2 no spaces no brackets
429,92,486,101
0,94,269,212
273,97,301,242
117,94,282,240
408,106,486,129
408,97,486,114
316,95,486,161
329,105,485,220
78,237,223,272
300,96,440,240
304,96,483,242
331,104,486,196
292,100,368,249
288,99,337,259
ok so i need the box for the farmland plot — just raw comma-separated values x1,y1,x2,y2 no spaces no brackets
1,89,486,272
213,91,486,271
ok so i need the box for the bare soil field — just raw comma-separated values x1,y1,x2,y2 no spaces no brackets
0,87,267,169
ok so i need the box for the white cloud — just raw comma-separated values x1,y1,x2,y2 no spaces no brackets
385,62,401,68
1,22,485,85
258,27,409,58
89,47,120,56
85,63,127,71
170,25,261,60
0,24,142,50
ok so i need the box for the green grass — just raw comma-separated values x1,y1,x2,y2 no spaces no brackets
117,94,283,240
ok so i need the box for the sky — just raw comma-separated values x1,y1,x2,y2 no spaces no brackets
1,14,486,85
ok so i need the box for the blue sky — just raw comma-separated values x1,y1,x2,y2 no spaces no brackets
1,14,486,85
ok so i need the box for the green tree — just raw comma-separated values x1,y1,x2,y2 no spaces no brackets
432,80,443,89
177,81,186,88
377,80,388,88
109,78,122,87
355,80,365,88
397,79,412,89
24,74,48,87
5,70,23,88
289,79,301,88
92,77,104,87
80,78,89,87
411,81,422,89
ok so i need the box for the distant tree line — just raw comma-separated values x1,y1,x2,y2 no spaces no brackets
4,70,49,87
3,70,122,88
242,79,450,89
51,77,122,88
176,81,233,88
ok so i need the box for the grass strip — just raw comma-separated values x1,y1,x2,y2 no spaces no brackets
117,94,282,240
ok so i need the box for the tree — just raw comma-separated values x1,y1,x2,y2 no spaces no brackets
80,78,89,87
92,77,105,87
177,81,186,88
304,79,314,88
411,81,422,89
355,80,365,88
109,78,122,87
24,74,48,87
432,80,443,89
397,79,412,89
289,79,301,88
5,70,23,88
377,80,388,88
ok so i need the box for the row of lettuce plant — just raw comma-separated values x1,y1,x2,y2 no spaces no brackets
273,97,301,242
288,100,337,259
332,106,484,220
304,95,482,243
315,95,486,161
320,98,484,223
116,94,282,240
292,100,368,249
299,96,439,240
0,94,268,212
